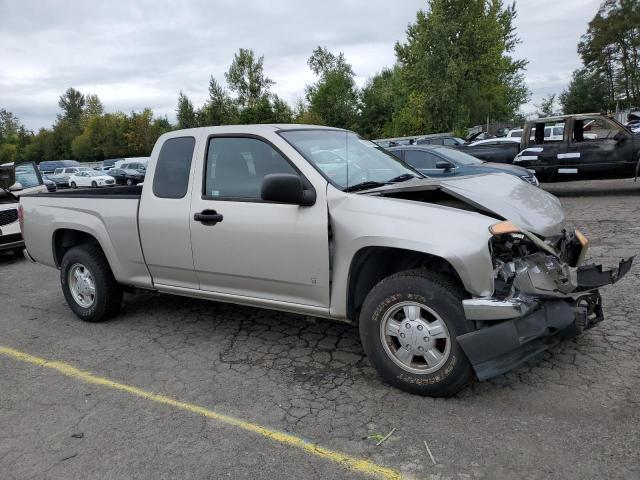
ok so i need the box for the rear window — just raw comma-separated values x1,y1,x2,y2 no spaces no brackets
152,137,195,199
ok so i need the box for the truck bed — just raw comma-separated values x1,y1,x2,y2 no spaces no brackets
20,185,152,288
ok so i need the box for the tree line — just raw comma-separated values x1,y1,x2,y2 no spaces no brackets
540,0,640,116
4,0,637,164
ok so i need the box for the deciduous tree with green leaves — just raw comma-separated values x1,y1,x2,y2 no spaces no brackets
394,0,529,134
305,46,360,130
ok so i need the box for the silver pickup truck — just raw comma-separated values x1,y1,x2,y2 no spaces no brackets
15,125,633,397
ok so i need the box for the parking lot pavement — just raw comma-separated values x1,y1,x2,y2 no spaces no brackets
1,179,640,480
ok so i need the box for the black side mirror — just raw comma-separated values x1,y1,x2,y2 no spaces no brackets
435,160,452,170
261,174,316,206
614,131,627,142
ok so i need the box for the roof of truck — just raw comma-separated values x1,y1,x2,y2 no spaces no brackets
528,113,602,123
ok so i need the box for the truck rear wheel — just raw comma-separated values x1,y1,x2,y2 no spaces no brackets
359,269,474,397
60,245,122,322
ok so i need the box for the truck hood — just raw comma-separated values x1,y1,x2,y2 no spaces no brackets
365,172,565,237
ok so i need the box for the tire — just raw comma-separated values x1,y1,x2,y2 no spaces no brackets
91,181,97,188
70,182,77,189
126,178,133,186
359,269,474,397
60,245,123,322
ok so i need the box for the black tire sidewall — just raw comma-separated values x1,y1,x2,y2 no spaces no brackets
126,178,133,186
359,271,473,396
60,246,119,322
71,182,76,188
91,181,97,188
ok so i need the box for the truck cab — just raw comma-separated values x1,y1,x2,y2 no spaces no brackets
514,114,639,181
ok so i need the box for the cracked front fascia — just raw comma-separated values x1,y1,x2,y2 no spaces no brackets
326,184,497,318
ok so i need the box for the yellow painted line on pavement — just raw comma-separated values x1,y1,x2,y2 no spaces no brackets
0,346,402,480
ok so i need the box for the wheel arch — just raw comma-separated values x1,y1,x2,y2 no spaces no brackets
346,246,466,322
52,228,107,269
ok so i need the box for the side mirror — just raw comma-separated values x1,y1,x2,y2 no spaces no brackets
0,163,16,190
614,131,627,142
9,182,23,192
261,174,316,206
435,160,452,170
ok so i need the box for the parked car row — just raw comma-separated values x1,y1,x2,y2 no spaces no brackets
42,160,147,188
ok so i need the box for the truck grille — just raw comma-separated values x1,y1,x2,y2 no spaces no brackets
0,208,18,226
0,233,22,245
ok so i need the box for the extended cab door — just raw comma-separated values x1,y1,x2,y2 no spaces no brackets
566,116,634,179
189,133,330,308
138,134,200,289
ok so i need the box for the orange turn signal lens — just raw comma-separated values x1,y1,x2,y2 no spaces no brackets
489,221,521,236
574,229,588,248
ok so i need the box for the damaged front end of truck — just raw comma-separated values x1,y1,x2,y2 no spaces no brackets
459,220,633,380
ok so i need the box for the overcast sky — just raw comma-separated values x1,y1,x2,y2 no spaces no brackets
0,0,600,131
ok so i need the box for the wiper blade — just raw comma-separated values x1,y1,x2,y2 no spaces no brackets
343,181,387,192
387,173,418,183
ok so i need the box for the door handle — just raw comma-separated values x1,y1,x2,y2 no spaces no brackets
194,209,224,225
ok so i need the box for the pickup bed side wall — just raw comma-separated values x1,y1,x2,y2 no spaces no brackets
22,196,152,288
327,186,496,319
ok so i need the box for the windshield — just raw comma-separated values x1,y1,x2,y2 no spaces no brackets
86,170,102,177
279,130,421,190
436,147,484,165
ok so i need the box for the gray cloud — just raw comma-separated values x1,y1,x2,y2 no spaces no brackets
0,0,600,130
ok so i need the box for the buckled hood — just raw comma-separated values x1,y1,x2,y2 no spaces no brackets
365,173,565,237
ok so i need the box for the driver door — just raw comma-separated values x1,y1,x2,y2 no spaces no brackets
189,135,330,307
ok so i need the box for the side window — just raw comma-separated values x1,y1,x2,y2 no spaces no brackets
574,117,623,142
152,137,195,199
15,163,41,188
442,138,456,146
404,150,439,169
204,137,296,200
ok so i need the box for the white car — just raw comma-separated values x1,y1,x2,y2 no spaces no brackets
1,162,48,255
68,170,116,188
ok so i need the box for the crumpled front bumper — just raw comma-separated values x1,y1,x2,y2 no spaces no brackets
458,257,633,380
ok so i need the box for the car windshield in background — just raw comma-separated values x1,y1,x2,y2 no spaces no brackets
86,171,102,177
279,130,421,190
436,147,485,165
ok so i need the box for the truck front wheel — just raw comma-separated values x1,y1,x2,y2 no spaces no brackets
359,270,474,397
60,245,122,322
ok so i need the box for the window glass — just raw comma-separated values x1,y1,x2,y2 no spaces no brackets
553,127,564,136
442,138,457,146
205,137,296,199
510,130,522,138
574,117,623,141
152,137,195,199
15,163,41,189
280,130,419,189
404,150,439,169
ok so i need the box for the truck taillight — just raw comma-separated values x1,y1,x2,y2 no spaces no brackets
18,204,24,236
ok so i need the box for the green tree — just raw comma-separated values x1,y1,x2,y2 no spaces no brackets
560,68,611,113
176,91,197,128
225,48,274,109
82,94,104,126
535,93,559,117
395,0,529,133
305,46,360,129
197,77,238,126
358,67,405,138
57,87,86,126
578,0,640,109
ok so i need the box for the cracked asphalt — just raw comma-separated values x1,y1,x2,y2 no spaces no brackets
1,177,639,480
